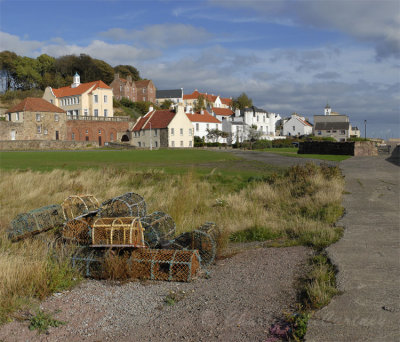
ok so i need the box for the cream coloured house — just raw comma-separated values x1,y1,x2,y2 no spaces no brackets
132,104,194,148
43,73,114,118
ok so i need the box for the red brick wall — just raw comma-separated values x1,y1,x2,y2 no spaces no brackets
66,120,130,146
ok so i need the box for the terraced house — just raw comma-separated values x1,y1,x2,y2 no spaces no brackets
43,73,114,118
132,104,194,148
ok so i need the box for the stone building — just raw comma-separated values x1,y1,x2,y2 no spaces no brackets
135,80,156,103
132,104,194,148
43,73,114,118
2,97,66,141
109,73,137,101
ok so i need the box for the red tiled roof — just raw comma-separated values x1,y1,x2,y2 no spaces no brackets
212,107,234,116
132,110,175,131
186,110,221,123
51,80,111,98
296,116,313,127
183,90,232,106
221,97,232,106
6,97,65,113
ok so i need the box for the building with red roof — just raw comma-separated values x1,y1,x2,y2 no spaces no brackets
43,73,114,118
131,104,194,148
186,109,226,143
183,89,232,110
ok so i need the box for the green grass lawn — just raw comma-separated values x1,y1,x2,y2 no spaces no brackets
0,149,285,182
258,147,352,162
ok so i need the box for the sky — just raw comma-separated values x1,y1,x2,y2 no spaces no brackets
0,0,399,139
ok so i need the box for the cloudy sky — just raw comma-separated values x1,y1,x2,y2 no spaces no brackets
1,0,399,138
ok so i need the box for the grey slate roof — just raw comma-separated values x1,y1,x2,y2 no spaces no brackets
240,106,268,116
156,89,183,99
314,122,350,130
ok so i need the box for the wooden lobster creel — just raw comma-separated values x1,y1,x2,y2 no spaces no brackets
91,217,146,248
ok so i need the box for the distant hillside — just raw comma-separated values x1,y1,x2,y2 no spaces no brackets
0,51,141,93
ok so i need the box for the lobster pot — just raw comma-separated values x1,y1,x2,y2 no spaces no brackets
62,195,100,221
140,211,176,248
130,249,200,282
197,222,220,245
8,204,64,241
167,229,217,267
99,192,146,218
71,247,103,277
91,217,146,247
62,218,92,244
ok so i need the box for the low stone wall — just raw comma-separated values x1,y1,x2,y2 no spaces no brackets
299,141,377,156
0,140,99,151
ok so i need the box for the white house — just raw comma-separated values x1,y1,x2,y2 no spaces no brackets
282,113,313,137
221,106,281,142
186,109,224,143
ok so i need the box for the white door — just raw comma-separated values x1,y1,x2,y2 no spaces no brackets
11,130,16,140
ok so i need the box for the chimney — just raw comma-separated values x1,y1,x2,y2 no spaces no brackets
148,105,153,112
200,109,204,115
114,73,119,80
176,103,185,116
127,75,132,83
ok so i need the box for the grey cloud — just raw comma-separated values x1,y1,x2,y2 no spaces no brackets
100,24,212,48
314,72,340,80
209,0,400,60
0,32,43,55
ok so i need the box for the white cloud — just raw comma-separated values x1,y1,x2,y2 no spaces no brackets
0,32,43,55
101,24,212,48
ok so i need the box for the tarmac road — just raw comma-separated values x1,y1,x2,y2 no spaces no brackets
306,155,400,342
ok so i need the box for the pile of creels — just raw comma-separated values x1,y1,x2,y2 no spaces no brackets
8,192,219,282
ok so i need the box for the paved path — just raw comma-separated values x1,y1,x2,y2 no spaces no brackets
306,156,400,342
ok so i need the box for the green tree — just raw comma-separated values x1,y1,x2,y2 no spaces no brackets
114,65,141,81
232,92,253,110
160,99,173,109
0,50,18,90
247,124,263,149
194,95,206,112
14,56,41,90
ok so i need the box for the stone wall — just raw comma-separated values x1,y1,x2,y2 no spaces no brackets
0,140,99,151
299,141,377,156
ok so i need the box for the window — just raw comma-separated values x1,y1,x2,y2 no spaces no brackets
171,128,174,135
110,133,114,141
72,97,75,104
36,114,41,122
104,95,108,103
94,95,98,103
333,130,337,133
318,131,322,135
143,97,146,101
189,128,192,136
293,126,295,131
76,97,79,104
340,130,345,135
154,129,157,137
257,116,259,122
98,129,101,135
189,141,192,147
171,141,175,147
263,116,265,123
72,133,75,140
215,124,218,129
180,141,183,147
206,123,209,129
84,109,88,116
143,142,145,147
196,123,199,131
16,112,19,121
44,129,48,135
142,88,145,94
155,141,158,147
94,109,98,117
104,109,108,117
180,128,183,135
54,114,59,122
86,130,89,134
50,99,53,104
327,130,331,133
138,142,141,147
37,125,42,134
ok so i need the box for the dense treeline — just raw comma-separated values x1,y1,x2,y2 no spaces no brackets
0,51,141,92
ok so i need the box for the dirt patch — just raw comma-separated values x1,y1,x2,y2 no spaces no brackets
0,246,311,342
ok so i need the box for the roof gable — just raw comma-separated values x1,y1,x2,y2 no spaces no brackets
212,107,234,116
6,97,65,113
132,110,176,131
186,110,221,123
51,80,111,98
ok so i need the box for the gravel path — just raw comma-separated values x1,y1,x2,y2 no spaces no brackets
0,246,311,342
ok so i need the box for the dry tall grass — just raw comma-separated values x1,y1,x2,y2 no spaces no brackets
0,164,344,322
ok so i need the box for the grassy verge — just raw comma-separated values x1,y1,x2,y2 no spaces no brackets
257,147,352,162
